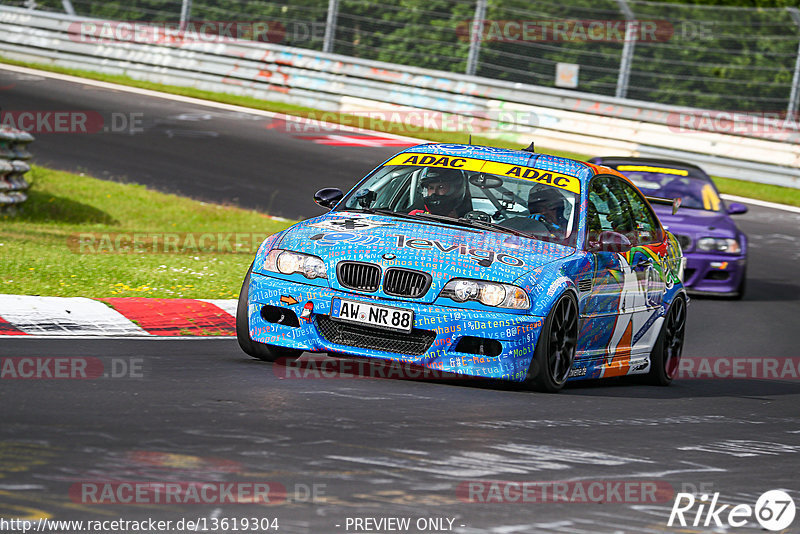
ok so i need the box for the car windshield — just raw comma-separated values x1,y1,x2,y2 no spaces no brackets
615,170,722,212
337,163,580,246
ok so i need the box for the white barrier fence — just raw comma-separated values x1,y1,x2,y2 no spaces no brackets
0,5,798,188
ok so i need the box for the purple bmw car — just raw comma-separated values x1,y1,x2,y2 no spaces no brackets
589,157,748,298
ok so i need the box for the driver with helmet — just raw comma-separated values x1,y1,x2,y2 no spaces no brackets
504,185,570,240
411,167,471,218
526,186,570,234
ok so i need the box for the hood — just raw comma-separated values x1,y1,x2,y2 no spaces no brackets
276,213,576,302
654,205,739,236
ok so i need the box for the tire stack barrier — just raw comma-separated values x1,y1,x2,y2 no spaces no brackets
0,127,34,214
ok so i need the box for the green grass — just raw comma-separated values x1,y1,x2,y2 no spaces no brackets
711,175,800,208
0,166,292,299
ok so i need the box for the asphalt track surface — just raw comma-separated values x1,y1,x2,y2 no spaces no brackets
3,66,800,533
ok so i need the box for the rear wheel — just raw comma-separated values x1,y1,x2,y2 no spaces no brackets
236,263,302,362
646,296,686,385
525,293,578,393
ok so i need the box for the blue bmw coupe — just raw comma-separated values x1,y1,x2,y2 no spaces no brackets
237,144,688,392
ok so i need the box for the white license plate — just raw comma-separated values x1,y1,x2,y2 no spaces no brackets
330,298,414,333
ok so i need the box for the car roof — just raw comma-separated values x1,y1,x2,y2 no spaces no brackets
392,143,631,191
587,156,711,181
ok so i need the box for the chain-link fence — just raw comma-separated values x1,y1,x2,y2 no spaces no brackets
10,0,800,114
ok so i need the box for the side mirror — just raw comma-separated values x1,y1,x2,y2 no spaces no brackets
727,202,748,215
589,230,632,253
645,195,681,215
314,188,343,209
671,197,682,215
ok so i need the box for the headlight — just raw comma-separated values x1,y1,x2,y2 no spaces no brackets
442,279,530,310
264,249,328,279
451,280,479,302
696,237,741,254
480,284,506,307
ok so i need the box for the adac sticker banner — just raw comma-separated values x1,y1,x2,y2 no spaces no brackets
383,153,581,194
617,165,688,176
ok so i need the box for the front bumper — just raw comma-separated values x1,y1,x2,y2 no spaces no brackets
246,272,546,382
683,253,746,295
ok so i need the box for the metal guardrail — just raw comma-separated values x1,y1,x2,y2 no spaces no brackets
0,126,33,213
0,5,798,189
11,0,800,115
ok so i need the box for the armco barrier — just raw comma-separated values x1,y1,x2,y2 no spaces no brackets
0,126,33,213
0,6,798,188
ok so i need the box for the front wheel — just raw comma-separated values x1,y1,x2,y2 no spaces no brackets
525,293,578,393
646,296,686,386
732,266,747,300
236,263,302,362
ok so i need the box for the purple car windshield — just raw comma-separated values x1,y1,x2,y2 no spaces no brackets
616,171,722,212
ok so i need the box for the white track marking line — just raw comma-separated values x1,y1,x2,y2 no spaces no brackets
199,299,237,317
720,193,800,214
0,296,238,338
0,295,149,336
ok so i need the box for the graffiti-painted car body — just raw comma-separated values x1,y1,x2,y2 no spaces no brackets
238,144,687,391
589,157,747,298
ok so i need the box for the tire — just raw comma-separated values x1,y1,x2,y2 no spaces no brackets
524,292,578,393
236,263,302,363
732,266,747,300
645,296,687,386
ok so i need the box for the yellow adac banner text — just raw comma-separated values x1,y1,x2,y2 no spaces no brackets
617,165,689,176
383,154,581,194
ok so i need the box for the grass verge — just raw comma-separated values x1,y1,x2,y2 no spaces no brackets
0,166,292,299
712,175,800,207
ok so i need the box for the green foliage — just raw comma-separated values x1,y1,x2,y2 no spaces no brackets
335,0,473,70
24,0,800,111
477,0,626,96
624,1,798,110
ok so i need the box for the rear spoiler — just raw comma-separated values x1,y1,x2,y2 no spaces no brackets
646,195,682,215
